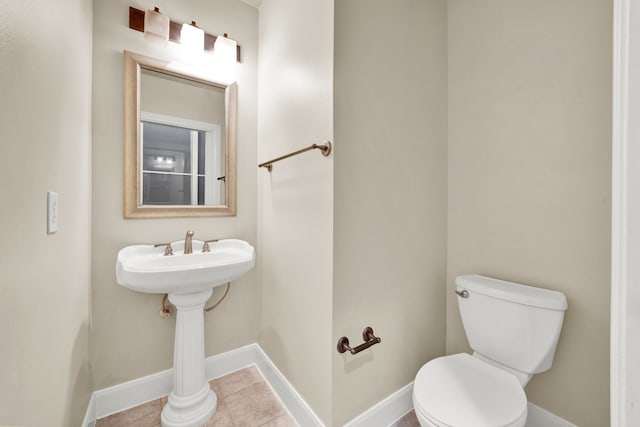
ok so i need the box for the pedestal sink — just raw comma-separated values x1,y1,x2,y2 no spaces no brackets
116,238,255,427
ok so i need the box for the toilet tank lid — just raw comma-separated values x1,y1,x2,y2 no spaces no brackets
455,275,568,311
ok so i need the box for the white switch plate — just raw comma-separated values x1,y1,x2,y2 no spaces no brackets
47,191,58,234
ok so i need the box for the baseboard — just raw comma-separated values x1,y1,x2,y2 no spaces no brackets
92,364,173,419
342,382,577,427
343,382,414,427
526,403,577,427
81,345,576,427
82,343,324,426
81,392,96,427
255,344,325,426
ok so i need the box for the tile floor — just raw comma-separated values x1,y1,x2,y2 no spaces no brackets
96,366,298,427
389,411,420,427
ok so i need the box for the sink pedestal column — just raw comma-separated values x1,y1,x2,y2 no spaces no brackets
162,289,216,427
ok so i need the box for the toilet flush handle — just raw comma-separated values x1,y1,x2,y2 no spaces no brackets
455,289,469,298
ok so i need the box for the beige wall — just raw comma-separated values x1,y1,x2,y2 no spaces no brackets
0,0,93,426
257,0,335,423
332,0,448,424
0,1,613,424
447,1,612,426
91,0,259,389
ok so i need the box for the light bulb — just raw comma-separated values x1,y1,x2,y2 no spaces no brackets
144,7,169,44
181,21,204,53
213,34,237,83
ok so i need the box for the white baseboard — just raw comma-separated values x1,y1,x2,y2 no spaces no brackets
342,382,576,427
254,344,324,427
81,392,96,427
83,343,324,426
526,403,577,427
82,346,575,427
92,363,173,419
343,382,414,427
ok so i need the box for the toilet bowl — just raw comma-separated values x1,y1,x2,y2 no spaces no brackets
412,275,567,427
413,353,527,427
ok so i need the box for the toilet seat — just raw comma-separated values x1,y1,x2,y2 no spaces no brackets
413,353,527,427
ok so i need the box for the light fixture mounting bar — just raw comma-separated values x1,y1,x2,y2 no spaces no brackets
128,7,241,62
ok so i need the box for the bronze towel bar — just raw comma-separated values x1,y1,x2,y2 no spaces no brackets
258,141,332,172
337,326,381,355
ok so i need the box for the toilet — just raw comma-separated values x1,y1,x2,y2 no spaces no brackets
413,275,568,427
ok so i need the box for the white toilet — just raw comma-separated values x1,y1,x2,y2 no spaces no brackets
413,275,568,427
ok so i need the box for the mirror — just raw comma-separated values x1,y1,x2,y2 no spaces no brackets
123,51,237,218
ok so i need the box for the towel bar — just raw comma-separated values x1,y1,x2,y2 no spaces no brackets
258,141,332,172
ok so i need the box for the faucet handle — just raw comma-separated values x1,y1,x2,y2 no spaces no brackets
154,242,174,256
202,239,219,253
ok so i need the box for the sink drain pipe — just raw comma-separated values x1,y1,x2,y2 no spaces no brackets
204,283,230,313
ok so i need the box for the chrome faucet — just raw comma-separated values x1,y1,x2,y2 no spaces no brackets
184,230,195,254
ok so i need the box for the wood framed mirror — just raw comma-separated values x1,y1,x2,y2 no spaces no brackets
123,50,237,218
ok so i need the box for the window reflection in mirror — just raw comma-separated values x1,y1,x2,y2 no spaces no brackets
140,115,224,206
123,51,237,218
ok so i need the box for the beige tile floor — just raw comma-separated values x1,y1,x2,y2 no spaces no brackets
389,410,420,427
96,366,298,427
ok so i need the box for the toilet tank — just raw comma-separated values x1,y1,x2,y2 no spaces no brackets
456,275,568,375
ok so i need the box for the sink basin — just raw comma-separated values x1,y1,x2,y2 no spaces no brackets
115,237,256,427
116,239,255,294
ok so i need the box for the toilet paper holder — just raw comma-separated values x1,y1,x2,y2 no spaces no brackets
337,326,381,355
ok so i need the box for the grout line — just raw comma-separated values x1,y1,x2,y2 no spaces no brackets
252,362,301,426
89,344,316,426
209,363,264,399
98,365,298,427
255,413,298,427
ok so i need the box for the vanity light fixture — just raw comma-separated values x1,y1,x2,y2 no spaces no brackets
181,21,205,53
153,156,175,164
215,35,237,61
143,7,169,44
128,7,242,62
213,33,238,83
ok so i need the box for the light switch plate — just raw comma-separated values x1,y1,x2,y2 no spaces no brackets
47,191,58,234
